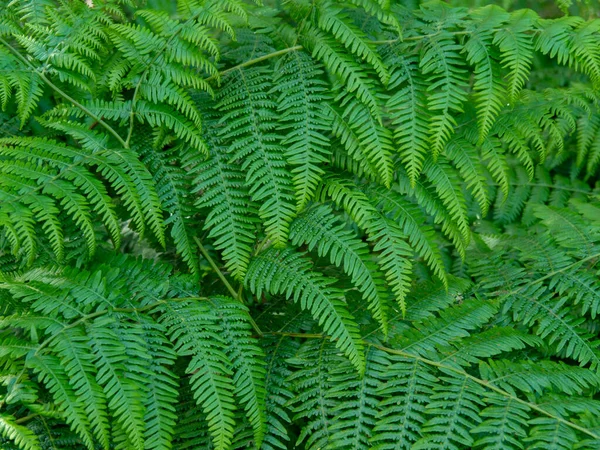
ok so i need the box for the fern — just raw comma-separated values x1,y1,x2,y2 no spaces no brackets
191,108,258,281
0,415,40,450
419,2,470,157
2,1,600,449
289,204,390,334
273,52,332,211
217,66,295,248
245,247,365,373
384,51,430,185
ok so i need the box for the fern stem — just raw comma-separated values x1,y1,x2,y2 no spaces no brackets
194,237,263,337
502,182,592,195
14,414,37,425
0,37,129,148
195,237,240,299
266,332,324,338
369,342,600,440
371,30,472,45
209,45,303,81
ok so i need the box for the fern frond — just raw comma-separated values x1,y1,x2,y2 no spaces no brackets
157,300,236,450
28,354,95,449
394,299,498,358
369,217,413,317
472,394,530,450
135,101,207,153
420,28,469,157
422,157,470,242
260,336,298,450
366,185,448,286
444,136,490,215
287,339,339,449
317,1,389,83
463,6,509,143
211,297,267,448
371,357,437,450
0,134,166,262
290,204,390,334
304,27,381,121
138,138,197,273
139,318,179,450
494,10,535,102
533,204,597,255
384,51,430,184
439,327,541,368
273,51,332,211
0,414,40,450
217,67,295,247
319,176,413,313
328,347,388,449
330,92,394,187
481,136,511,199
414,373,486,449
246,247,365,373
54,326,110,449
192,112,258,281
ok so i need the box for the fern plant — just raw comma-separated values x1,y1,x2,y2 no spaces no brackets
1,0,600,449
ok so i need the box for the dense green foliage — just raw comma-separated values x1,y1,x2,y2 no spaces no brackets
1,0,600,448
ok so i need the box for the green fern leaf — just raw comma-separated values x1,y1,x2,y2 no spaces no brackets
217,67,295,247
371,357,437,449
481,136,510,199
261,336,298,450
384,52,430,184
273,52,332,211
138,139,197,273
246,247,365,373
290,204,390,334
87,318,147,450
329,92,394,187
444,136,490,215
192,139,258,282
423,157,470,242
287,339,339,449
305,27,381,121
472,394,530,450
494,10,535,102
317,1,389,83
211,297,267,448
366,185,448,287
328,347,388,449
319,176,413,313
0,414,40,450
53,327,110,449
395,299,497,361
139,318,179,450
413,374,486,450
158,300,235,450
420,31,469,157
28,354,95,450
463,6,509,143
